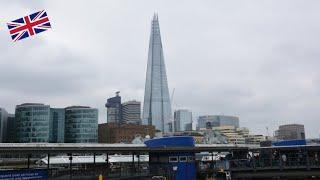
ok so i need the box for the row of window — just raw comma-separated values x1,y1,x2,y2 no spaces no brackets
169,156,195,163
17,106,48,111
66,119,97,123
66,134,97,138
66,109,97,113
65,129,97,133
65,114,97,118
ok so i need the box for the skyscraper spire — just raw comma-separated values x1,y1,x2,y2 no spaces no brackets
142,14,172,133
153,13,158,21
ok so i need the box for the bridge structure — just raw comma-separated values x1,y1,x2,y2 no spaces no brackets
0,143,319,179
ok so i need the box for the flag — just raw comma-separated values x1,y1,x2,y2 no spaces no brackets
7,10,51,42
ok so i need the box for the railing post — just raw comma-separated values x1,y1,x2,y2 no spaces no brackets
106,153,109,175
132,153,135,174
69,154,72,180
137,154,140,174
47,153,50,175
306,148,310,170
279,150,283,171
27,154,31,169
93,153,96,167
252,154,256,171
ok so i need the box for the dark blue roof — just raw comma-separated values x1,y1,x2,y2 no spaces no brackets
272,139,306,146
144,136,195,148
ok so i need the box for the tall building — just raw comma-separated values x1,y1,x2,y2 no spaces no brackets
15,103,50,143
50,108,65,143
106,92,122,124
142,14,172,133
65,106,98,143
122,100,141,124
174,109,192,132
198,115,239,130
275,124,305,140
0,108,9,142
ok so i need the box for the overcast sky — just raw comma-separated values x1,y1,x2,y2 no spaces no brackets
1,1,320,138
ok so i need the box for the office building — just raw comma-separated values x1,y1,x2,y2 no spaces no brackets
211,126,265,145
15,103,50,143
245,134,265,145
142,14,172,133
98,122,155,143
122,100,141,124
174,109,192,132
50,108,65,143
275,124,305,140
6,114,15,143
198,115,239,130
0,108,9,142
212,126,246,144
65,106,98,143
106,92,122,124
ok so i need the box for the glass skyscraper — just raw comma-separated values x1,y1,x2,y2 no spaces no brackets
142,14,172,133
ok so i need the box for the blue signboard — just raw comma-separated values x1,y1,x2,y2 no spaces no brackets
0,169,47,180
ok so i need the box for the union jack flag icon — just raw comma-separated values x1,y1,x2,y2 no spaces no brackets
7,10,51,42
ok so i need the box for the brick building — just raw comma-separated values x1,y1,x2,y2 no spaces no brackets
98,123,155,143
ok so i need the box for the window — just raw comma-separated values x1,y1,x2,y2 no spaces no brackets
179,156,187,162
188,156,195,162
169,156,178,163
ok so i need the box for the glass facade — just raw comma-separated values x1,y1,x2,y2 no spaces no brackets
15,103,50,143
65,106,98,143
198,115,239,130
6,114,15,143
50,108,65,143
142,14,172,133
174,110,192,132
105,93,122,124
0,108,8,142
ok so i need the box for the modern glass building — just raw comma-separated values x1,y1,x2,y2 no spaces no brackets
106,92,122,124
0,108,8,143
15,103,50,143
142,14,172,133
50,108,65,143
65,106,98,143
198,115,239,130
174,109,192,132
6,114,15,143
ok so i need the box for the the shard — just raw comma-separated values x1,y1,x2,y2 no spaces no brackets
142,14,172,133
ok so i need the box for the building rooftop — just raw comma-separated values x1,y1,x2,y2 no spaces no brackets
17,103,46,106
65,106,91,109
